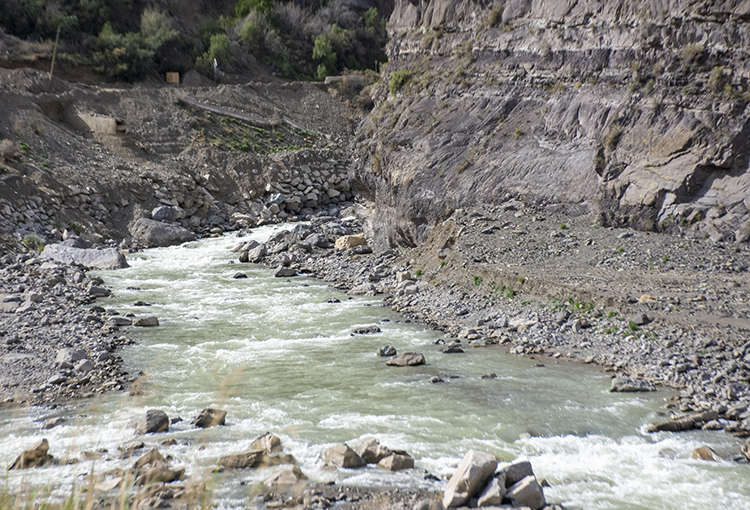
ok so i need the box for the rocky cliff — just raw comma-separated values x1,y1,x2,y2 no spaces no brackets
353,0,750,249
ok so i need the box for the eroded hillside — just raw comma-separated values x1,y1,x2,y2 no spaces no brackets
353,0,750,249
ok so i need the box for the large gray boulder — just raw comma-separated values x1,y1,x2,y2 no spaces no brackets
40,244,128,270
151,205,179,222
323,443,366,469
442,449,497,508
386,352,425,367
505,475,546,510
130,218,195,248
135,409,169,435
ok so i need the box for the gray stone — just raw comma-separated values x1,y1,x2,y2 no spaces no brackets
386,352,426,367
377,345,397,357
74,359,94,373
631,313,651,326
192,408,227,428
110,316,132,326
348,282,377,295
506,475,546,510
151,205,179,222
8,439,53,469
356,439,392,464
55,348,87,365
323,443,366,468
477,474,506,507
41,417,66,430
87,285,111,297
39,244,128,270
135,409,169,435
130,218,195,248
442,449,498,508
498,460,534,487
610,376,656,392
240,244,267,263
134,316,159,327
377,452,414,471
273,266,297,277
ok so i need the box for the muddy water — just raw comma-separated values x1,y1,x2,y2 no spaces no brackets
1,227,748,509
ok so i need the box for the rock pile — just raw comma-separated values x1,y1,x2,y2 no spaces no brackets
443,450,550,510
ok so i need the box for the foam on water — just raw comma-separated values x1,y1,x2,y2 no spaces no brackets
0,228,748,509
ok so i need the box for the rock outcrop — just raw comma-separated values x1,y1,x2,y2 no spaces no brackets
354,0,750,249
39,244,128,269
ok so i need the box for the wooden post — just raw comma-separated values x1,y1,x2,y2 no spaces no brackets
49,25,61,83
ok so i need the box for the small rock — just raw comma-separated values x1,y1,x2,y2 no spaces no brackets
192,408,227,428
233,272,248,279
41,417,66,430
477,474,506,507
9,439,53,469
274,266,297,277
251,432,282,453
134,316,159,327
692,446,721,462
356,439,392,464
377,346,397,357
378,452,414,471
610,376,655,393
442,343,464,354
386,352,426,367
352,325,381,335
323,443,366,468
135,409,169,435
74,359,94,373
631,313,651,326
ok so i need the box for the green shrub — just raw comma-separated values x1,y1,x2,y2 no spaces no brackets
389,69,409,96
473,275,483,286
140,8,177,51
23,234,45,253
364,7,378,27
196,33,231,75
236,0,274,17
92,22,154,82
313,33,336,79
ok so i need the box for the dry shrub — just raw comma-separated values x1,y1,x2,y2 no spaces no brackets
0,139,18,161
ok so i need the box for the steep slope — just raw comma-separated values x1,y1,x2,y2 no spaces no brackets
353,0,750,249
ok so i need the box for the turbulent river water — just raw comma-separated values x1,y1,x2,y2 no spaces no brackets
2,226,749,509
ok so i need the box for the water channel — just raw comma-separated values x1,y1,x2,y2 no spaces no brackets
1,225,749,509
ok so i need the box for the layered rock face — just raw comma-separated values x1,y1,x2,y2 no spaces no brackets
354,0,750,249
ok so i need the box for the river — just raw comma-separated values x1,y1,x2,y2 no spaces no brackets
1,226,748,509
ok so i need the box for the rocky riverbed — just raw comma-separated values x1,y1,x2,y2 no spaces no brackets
236,203,750,453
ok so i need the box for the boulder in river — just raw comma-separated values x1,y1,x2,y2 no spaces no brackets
743,438,750,461
442,449,497,508
134,316,159,327
377,345,396,357
505,475,546,510
135,409,169,435
323,443,366,469
356,438,392,464
477,475,506,507
240,244,266,263
609,375,655,392
8,439,54,469
691,446,721,461
251,432,282,453
498,460,534,487
386,352,425,367
352,325,381,335
39,244,129,270
130,218,195,248
274,266,297,277
377,452,414,471
647,409,718,433
192,408,227,428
